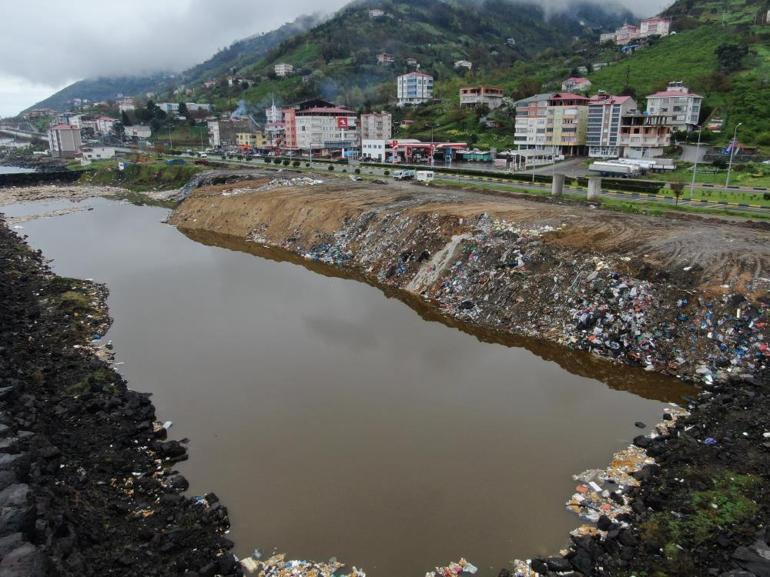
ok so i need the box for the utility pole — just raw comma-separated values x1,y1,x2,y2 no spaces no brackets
724,122,742,192
689,127,702,200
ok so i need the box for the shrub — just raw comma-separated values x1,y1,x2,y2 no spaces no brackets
292,160,300,167
283,159,291,166
328,165,335,171
384,170,390,176
354,168,361,174
305,163,311,167
273,158,282,165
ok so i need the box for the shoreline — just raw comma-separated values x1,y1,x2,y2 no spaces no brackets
1,183,767,576
0,215,242,576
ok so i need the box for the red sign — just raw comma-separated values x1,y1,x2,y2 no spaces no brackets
337,117,349,129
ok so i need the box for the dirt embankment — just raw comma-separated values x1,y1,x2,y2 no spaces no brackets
0,218,241,576
170,173,769,384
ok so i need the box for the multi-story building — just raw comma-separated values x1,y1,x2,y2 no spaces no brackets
123,125,152,140
274,63,294,77
236,132,265,148
586,93,637,158
117,97,136,113
645,81,702,131
615,24,640,45
639,16,672,37
514,92,589,155
377,52,395,65
397,72,433,106
619,111,673,158
459,86,504,109
361,140,388,162
47,124,82,158
561,77,592,93
360,112,392,141
265,102,285,146
207,118,254,147
283,106,358,154
95,116,117,135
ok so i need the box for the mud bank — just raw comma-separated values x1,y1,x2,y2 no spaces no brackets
170,173,770,384
0,218,241,576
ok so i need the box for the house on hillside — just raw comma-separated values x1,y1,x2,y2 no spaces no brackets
377,52,395,65
454,60,473,71
459,86,504,109
397,72,434,106
274,63,294,77
561,77,592,93
645,81,702,132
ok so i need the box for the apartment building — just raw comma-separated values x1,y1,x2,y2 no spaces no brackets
47,124,82,158
396,72,434,106
514,93,589,155
586,93,637,158
283,106,358,153
619,112,673,158
236,132,266,148
459,86,504,109
645,82,702,131
360,112,392,141
274,63,294,77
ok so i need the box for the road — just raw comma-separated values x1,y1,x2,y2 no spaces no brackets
201,154,769,216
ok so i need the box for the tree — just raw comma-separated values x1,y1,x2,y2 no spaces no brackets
121,110,133,126
670,181,685,206
715,43,749,73
112,122,125,141
178,102,189,117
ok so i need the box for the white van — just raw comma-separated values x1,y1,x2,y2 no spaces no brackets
416,170,435,183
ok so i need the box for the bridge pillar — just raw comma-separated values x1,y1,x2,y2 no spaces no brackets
587,177,602,201
551,174,565,197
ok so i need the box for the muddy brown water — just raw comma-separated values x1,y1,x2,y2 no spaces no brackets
4,198,695,576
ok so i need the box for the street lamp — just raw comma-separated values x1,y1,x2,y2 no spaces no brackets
724,122,742,192
689,126,702,200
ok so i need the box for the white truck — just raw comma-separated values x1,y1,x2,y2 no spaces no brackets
393,169,416,181
415,170,435,183
588,161,641,177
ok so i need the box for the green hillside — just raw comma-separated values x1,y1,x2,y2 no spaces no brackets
163,0,631,112
590,0,770,146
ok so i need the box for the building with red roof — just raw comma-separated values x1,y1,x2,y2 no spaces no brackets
587,92,638,158
646,81,703,131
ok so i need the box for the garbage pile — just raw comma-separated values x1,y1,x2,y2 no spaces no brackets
254,205,767,383
257,177,324,192
425,558,479,577
567,403,689,532
239,553,366,577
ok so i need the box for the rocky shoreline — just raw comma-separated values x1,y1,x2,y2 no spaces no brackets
0,217,241,576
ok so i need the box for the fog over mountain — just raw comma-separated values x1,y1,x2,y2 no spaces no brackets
0,0,670,117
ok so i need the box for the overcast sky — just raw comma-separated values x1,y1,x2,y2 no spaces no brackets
0,0,670,117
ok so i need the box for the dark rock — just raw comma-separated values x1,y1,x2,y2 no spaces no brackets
546,556,573,572
0,532,24,558
165,474,189,492
634,421,646,428
597,515,613,531
632,435,651,449
0,543,48,577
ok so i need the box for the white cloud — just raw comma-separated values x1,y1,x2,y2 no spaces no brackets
0,0,672,115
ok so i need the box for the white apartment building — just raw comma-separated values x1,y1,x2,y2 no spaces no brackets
360,112,392,141
274,63,294,77
290,107,358,152
47,124,82,158
645,82,702,131
459,86,504,109
586,93,637,158
362,139,388,162
117,97,136,113
95,116,117,135
397,72,433,106
123,125,152,140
